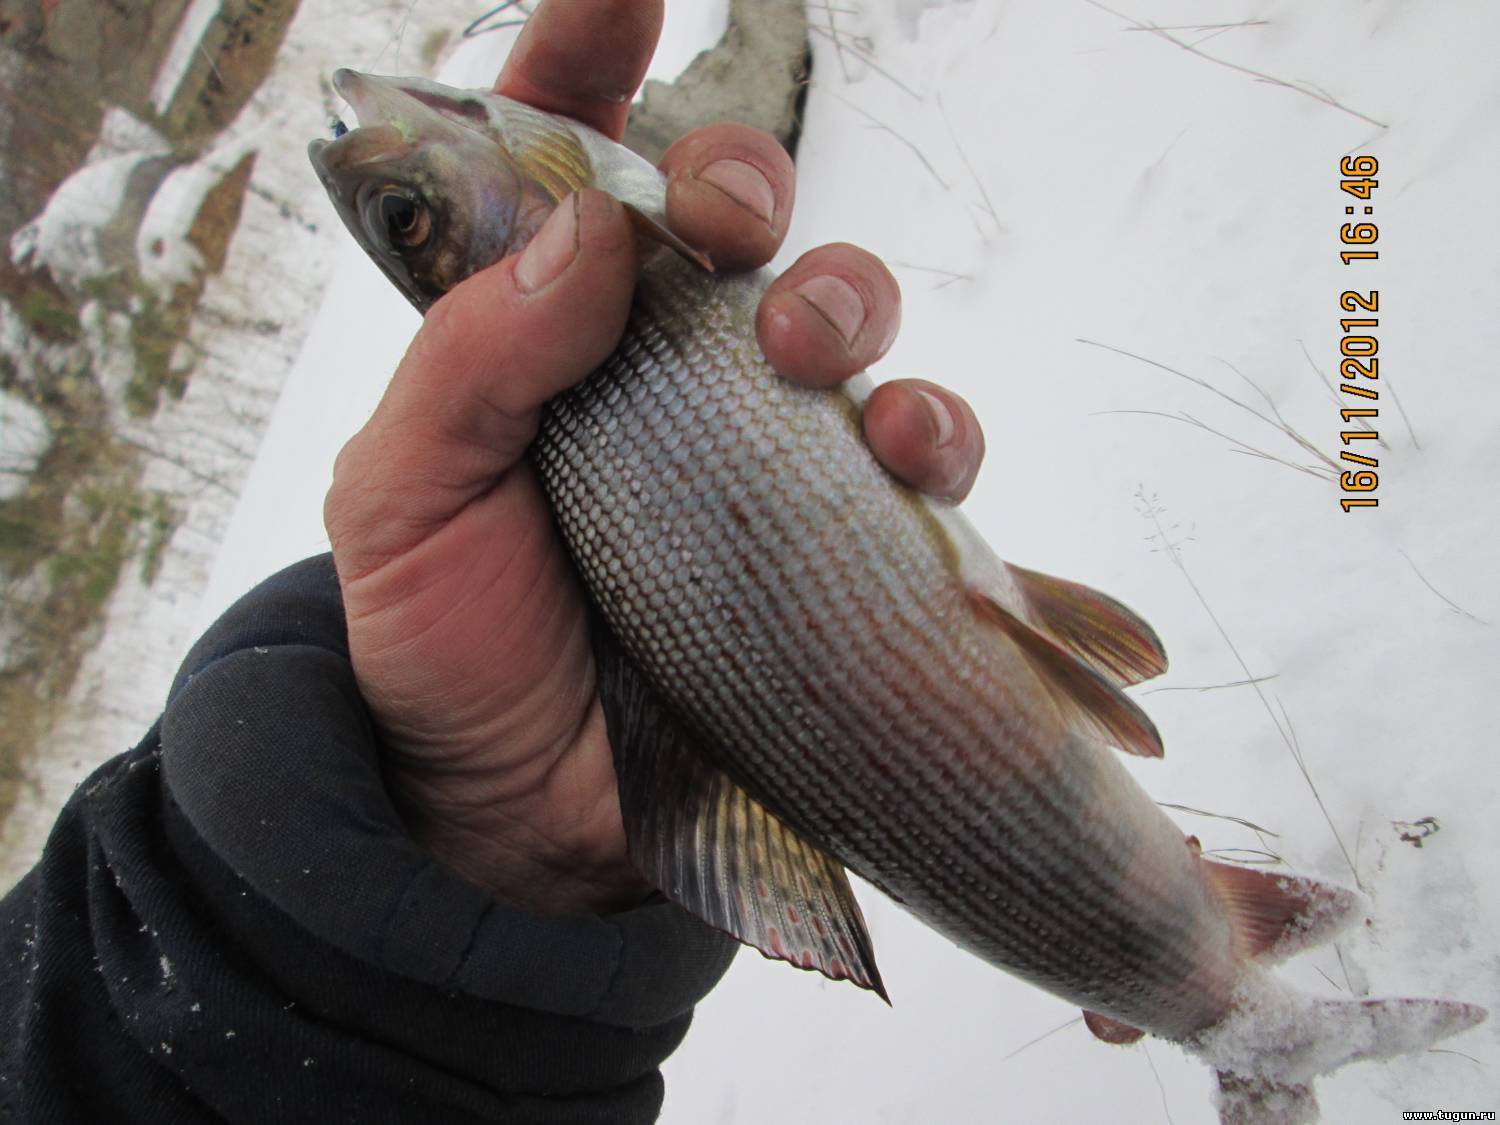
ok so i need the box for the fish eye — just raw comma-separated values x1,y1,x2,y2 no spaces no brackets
365,190,432,251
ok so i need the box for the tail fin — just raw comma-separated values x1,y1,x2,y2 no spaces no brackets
1196,988,1486,1124
1214,1072,1317,1125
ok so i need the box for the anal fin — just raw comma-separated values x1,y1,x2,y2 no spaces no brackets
591,616,885,999
1008,564,1168,687
971,590,1164,759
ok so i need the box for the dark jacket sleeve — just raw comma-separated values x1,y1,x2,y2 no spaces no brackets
0,555,736,1124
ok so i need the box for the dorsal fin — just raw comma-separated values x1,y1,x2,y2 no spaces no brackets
971,590,1164,759
591,614,885,999
1008,564,1168,687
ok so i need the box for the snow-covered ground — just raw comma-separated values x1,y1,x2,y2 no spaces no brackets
9,1,1497,1121
656,4,1497,1122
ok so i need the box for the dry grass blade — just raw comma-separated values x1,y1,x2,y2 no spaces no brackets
1100,408,1334,481
1084,0,1386,128
1138,490,1363,889
1141,1044,1176,1125
1144,674,1278,694
828,92,949,189
809,24,923,100
1083,339,1340,481
1314,965,1345,992
937,91,1002,234
1275,695,1362,890
1398,550,1487,624
1123,20,1269,33
1155,802,1280,839
886,260,974,290
1201,847,1284,865
1220,357,1339,467
1384,376,1421,450
1298,340,1384,445
819,0,854,84
1426,1047,1483,1066
1002,1016,1082,1061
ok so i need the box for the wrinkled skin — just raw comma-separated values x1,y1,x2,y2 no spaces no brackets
323,0,987,914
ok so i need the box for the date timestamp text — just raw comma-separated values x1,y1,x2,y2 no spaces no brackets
1338,155,1379,512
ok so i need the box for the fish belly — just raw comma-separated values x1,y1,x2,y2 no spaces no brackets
533,256,1241,1039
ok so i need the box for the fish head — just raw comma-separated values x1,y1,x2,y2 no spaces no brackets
309,70,571,312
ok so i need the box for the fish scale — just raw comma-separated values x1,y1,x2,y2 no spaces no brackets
534,254,1238,1036
311,71,1486,1120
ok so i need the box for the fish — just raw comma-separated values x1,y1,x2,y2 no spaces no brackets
309,70,1485,1123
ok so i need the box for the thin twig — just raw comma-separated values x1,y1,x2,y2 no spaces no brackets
1398,550,1486,624
1084,0,1386,129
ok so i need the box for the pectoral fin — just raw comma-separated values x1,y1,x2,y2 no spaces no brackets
971,590,1164,759
591,617,885,999
1008,564,1168,687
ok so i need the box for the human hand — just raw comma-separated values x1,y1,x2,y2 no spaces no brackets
323,0,987,914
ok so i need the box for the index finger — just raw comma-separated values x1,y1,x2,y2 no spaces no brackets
495,0,663,140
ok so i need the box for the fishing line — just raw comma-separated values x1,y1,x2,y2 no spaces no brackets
463,0,533,39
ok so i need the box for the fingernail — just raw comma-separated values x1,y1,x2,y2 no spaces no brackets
916,388,956,449
794,275,866,346
698,158,775,225
515,194,580,293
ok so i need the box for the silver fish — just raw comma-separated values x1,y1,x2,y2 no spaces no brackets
310,71,1484,1122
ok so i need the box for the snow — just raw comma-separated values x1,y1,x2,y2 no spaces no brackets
654,2,1499,1121
0,392,47,500
9,108,171,288
6,1,1496,1122
150,0,225,115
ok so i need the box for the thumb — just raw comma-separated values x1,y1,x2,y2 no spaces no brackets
326,189,637,582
